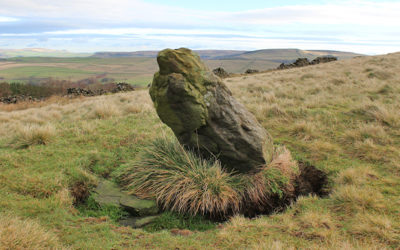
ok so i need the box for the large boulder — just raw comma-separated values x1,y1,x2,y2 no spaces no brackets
150,48,274,173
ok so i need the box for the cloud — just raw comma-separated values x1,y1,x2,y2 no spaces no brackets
0,0,399,54
0,16,18,22
226,1,400,26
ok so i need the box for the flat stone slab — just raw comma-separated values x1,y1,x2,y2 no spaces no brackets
119,215,160,228
93,180,159,216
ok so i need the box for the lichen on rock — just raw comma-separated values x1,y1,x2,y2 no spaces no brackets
150,48,274,173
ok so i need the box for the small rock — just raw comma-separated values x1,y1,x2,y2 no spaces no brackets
93,180,158,216
119,215,160,228
92,180,123,207
119,196,159,216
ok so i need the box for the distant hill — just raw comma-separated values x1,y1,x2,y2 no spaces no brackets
214,49,362,62
0,48,364,85
92,49,362,61
92,50,246,60
0,48,91,58
91,49,363,73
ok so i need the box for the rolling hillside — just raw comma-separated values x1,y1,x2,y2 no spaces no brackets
0,49,362,85
0,52,398,249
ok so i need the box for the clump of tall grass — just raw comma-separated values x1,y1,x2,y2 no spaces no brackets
0,215,62,249
120,137,244,217
89,102,121,119
9,123,56,149
119,137,297,217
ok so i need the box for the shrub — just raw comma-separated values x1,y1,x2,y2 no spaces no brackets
0,82,12,97
10,123,56,148
119,137,297,218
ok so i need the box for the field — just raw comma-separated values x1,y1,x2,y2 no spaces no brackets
0,57,158,86
0,49,361,86
0,52,399,249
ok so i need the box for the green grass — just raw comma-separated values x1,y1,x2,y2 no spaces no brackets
0,52,399,249
0,57,157,85
77,195,129,222
144,211,217,232
0,66,95,79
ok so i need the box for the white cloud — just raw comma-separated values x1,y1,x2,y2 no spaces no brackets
0,16,18,22
0,0,207,25
0,0,399,54
226,1,400,26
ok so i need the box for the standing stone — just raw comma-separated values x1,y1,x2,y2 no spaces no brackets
150,48,274,173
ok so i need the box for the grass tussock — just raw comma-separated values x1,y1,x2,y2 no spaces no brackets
119,137,297,217
9,123,56,148
243,147,297,213
349,212,400,245
0,215,62,249
335,166,379,185
331,185,385,212
120,137,243,217
89,102,122,119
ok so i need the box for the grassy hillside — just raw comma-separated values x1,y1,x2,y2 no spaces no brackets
0,49,361,86
0,57,158,85
0,52,399,249
220,49,362,61
92,50,246,59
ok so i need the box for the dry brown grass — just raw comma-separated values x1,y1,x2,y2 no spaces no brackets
9,123,57,149
0,91,154,140
89,102,122,119
335,166,379,186
349,212,400,245
0,215,63,249
331,185,385,212
121,137,243,216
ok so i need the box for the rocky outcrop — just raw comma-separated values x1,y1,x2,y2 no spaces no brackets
111,83,136,93
0,95,43,104
67,83,136,97
1,83,137,104
278,56,337,70
212,67,230,78
93,180,158,217
311,56,337,65
150,48,274,173
245,69,259,74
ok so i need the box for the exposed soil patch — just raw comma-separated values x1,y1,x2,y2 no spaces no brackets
70,181,91,205
242,162,328,218
295,161,329,197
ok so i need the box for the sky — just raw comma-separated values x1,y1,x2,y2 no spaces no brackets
0,0,399,54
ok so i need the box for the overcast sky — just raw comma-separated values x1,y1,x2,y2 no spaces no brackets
0,0,399,54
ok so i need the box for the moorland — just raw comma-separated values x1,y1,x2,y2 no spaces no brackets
0,51,399,249
0,48,361,86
